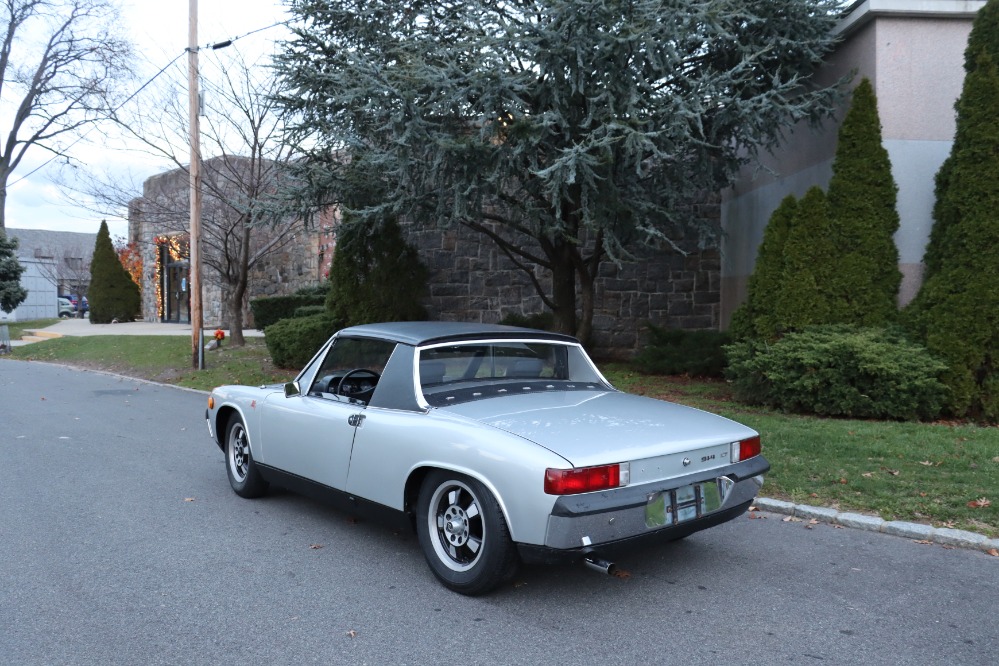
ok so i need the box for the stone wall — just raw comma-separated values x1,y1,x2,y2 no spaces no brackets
404,213,720,359
129,163,325,329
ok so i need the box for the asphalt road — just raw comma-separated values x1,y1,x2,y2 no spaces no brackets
1,360,996,665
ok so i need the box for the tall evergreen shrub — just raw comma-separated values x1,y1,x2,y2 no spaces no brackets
824,78,901,324
0,233,27,313
728,194,797,340
905,1,999,419
88,221,140,324
773,186,842,328
731,79,901,339
325,216,428,327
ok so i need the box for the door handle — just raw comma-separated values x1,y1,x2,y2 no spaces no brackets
347,414,365,427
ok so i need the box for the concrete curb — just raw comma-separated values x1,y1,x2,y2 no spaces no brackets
753,497,999,555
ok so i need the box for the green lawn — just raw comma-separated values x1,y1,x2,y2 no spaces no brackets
3,318,60,341
603,365,998,537
10,334,291,391
7,332,997,537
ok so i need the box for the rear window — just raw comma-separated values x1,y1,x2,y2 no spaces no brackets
417,340,608,405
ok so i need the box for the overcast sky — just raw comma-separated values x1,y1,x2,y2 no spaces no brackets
5,0,290,240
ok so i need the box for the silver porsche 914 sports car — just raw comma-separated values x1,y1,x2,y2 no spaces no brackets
206,322,768,595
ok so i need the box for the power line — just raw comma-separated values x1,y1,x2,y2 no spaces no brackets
8,19,290,188
205,19,290,51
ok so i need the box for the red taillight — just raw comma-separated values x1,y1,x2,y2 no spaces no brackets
544,463,629,495
732,435,761,462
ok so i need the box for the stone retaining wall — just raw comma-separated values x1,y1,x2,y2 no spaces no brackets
405,217,720,359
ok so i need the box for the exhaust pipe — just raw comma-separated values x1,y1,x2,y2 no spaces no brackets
583,556,617,576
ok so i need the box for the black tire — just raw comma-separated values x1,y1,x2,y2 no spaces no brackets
225,414,268,499
415,470,519,595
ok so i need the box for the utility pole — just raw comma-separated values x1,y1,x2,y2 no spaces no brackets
188,0,204,369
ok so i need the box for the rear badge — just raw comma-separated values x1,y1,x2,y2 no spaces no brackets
682,457,691,467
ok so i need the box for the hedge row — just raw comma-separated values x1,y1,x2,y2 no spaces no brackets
250,291,327,331
264,313,340,369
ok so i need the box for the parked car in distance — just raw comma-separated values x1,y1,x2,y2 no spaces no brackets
58,297,74,318
67,294,88,313
205,322,769,595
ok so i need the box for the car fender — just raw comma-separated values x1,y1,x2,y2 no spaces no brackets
209,385,278,461
344,406,570,545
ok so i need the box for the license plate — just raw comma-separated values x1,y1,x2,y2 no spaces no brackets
645,481,724,529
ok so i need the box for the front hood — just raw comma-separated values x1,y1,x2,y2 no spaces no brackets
440,390,756,467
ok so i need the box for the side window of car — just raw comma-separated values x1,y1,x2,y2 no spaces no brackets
308,337,396,403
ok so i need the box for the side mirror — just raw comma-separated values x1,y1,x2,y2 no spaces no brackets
284,381,301,398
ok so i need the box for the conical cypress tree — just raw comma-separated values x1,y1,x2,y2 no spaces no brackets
906,37,999,419
88,221,140,324
774,186,843,328
0,233,27,314
923,0,999,282
324,215,428,327
825,78,901,324
728,194,798,340
730,79,900,339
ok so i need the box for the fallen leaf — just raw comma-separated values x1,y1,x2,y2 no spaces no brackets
839,478,848,484
919,492,928,497
833,525,845,529
748,513,765,520
986,549,999,557
967,497,991,508
808,519,819,525
861,472,874,478
748,505,759,512
782,516,801,523
992,456,999,463
611,568,631,579
810,493,819,498
919,461,934,466
913,539,932,545
309,544,324,550
346,630,357,638
183,497,195,502
885,469,900,476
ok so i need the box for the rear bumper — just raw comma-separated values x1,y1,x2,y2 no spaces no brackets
518,455,768,564
518,498,755,565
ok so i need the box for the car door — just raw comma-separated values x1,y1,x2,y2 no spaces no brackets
258,392,361,490
257,336,396,491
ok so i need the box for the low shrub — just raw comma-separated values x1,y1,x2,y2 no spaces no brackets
251,290,327,330
635,325,731,377
725,325,949,421
293,305,327,319
264,313,339,369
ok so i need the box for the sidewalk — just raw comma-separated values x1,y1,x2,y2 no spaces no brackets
7,317,263,347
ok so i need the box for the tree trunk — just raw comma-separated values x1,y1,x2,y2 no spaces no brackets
224,226,252,347
576,269,595,347
0,184,7,232
550,238,577,336
225,288,246,346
